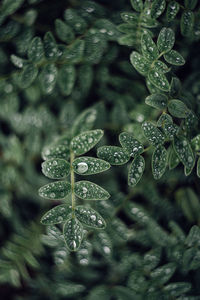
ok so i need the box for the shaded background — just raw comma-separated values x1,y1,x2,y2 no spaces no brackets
0,0,200,299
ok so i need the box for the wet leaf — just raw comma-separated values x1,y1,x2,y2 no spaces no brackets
181,11,194,37
43,31,58,60
141,31,159,61
97,146,130,165
28,37,44,63
157,27,175,53
148,69,170,92
71,129,103,156
130,51,150,75
145,93,168,109
119,132,144,157
152,145,167,179
74,181,110,200
130,0,143,12
38,181,71,200
73,157,110,175
168,99,189,118
40,64,57,94
173,136,195,169
55,19,74,43
75,206,106,229
41,204,71,225
18,64,38,88
42,158,70,179
151,0,166,19
164,50,185,66
128,155,145,186
63,217,83,251
142,121,165,146
166,1,180,22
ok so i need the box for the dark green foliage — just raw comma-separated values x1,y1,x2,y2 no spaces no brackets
1,0,200,299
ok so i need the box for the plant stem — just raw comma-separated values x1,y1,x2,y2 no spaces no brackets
70,150,75,216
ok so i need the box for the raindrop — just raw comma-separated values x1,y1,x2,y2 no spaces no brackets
77,162,88,174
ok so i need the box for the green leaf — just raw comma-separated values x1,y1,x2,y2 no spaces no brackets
10,54,26,68
164,50,185,66
197,157,200,178
121,12,138,24
1,0,24,18
184,0,198,10
41,204,71,225
157,27,175,53
57,64,75,96
128,155,145,187
158,115,178,140
71,129,103,156
148,69,170,92
181,11,194,37
119,132,144,157
55,19,74,43
28,37,44,63
97,146,130,165
191,134,200,152
18,64,38,88
153,60,170,73
142,121,165,146
150,263,176,285
145,93,168,109
173,136,195,169
95,231,112,257
42,158,70,179
152,145,167,179
38,181,71,200
141,31,159,62
170,77,181,97
42,141,70,161
163,282,191,297
64,8,87,34
43,31,58,60
74,181,110,200
168,99,189,118
75,206,106,229
63,217,83,251
72,108,97,136
151,0,166,19
166,1,180,22
118,23,137,34
130,0,143,12
130,51,150,75
185,225,200,247
62,40,85,63
73,157,110,175
40,64,57,94
169,146,180,170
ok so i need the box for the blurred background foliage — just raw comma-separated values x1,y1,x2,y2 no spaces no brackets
0,0,200,299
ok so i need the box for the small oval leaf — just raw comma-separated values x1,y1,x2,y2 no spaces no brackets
168,99,189,118
157,27,175,53
119,132,144,157
75,206,106,229
39,181,71,200
142,121,165,146
141,31,159,62
41,204,72,225
145,93,168,110
71,129,103,156
63,217,83,251
42,143,70,161
128,155,145,187
42,158,70,179
74,181,110,200
152,145,167,179
73,157,110,175
173,136,195,169
97,146,130,165
164,50,185,66
130,51,150,75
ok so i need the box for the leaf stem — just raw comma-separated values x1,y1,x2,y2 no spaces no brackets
70,150,76,216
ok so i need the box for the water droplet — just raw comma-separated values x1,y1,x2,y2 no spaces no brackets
103,246,111,254
82,187,87,194
90,215,96,221
77,162,88,174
